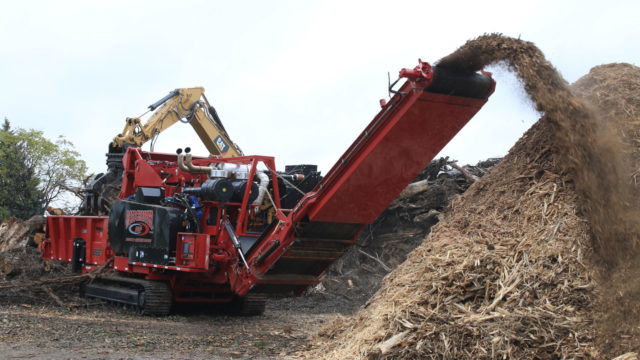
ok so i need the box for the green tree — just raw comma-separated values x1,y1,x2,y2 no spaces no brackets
12,128,89,211
0,118,44,220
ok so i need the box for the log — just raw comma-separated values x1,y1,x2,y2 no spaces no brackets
449,162,479,184
0,257,14,276
32,232,46,246
0,215,46,252
398,179,430,199
388,179,431,209
46,207,65,215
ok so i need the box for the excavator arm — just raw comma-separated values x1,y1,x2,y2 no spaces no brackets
112,87,243,157
81,87,242,215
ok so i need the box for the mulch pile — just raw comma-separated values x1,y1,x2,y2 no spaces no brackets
304,34,640,359
317,158,499,312
572,63,640,356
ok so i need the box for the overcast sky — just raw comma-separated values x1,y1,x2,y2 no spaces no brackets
1,0,638,176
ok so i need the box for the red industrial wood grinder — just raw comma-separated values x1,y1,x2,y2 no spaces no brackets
41,60,495,315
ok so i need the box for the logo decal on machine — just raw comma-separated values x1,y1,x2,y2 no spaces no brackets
214,135,230,154
128,221,151,236
125,210,153,243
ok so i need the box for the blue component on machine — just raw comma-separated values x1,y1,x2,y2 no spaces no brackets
188,195,204,221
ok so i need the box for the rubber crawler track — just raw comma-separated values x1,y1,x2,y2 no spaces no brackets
232,293,267,316
91,276,173,316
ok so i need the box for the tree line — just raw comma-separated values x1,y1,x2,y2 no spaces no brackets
0,117,88,221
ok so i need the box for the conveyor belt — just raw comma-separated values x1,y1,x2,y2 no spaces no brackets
251,221,362,297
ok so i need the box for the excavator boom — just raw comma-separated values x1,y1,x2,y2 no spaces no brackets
112,87,242,157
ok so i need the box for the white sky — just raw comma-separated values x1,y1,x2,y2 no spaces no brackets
1,0,638,175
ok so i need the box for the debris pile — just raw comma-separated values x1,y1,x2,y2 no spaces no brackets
305,34,640,359
0,216,98,307
0,215,52,282
276,158,499,313
0,215,64,304
0,215,45,253
323,157,500,311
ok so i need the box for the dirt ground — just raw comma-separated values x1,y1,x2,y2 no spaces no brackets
0,238,380,360
0,299,336,360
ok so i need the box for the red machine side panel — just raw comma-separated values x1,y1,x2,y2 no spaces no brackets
308,92,486,224
42,216,110,264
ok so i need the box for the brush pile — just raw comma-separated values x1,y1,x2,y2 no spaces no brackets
0,216,92,307
0,215,45,253
0,215,52,280
305,34,640,359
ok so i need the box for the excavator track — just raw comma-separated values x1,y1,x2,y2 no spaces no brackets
83,276,173,316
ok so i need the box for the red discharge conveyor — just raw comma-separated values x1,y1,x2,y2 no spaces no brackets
242,60,494,297
308,80,491,224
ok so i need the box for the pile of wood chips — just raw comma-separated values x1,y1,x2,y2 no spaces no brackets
304,35,640,359
308,157,498,314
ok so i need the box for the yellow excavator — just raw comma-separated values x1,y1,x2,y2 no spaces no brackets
81,87,243,215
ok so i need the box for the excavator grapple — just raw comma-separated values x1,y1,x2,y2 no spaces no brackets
41,60,495,315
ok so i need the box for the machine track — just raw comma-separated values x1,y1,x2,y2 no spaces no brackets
134,278,173,316
83,276,173,316
228,294,267,316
